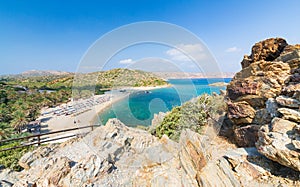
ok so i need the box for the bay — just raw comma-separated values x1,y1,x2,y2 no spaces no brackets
97,78,231,127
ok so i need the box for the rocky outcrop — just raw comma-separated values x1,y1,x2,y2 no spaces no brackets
256,118,300,172
256,82,300,172
1,119,198,186
1,118,299,186
179,129,208,185
226,38,300,147
233,125,260,147
0,169,19,187
188,132,300,186
224,37,300,174
241,38,288,68
18,146,54,170
199,147,273,187
181,130,276,187
148,112,167,136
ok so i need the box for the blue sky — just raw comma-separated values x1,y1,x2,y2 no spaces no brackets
1,0,300,75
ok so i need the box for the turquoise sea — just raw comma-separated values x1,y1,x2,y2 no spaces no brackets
97,78,231,127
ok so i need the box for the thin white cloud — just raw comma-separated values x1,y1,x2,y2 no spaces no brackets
119,58,134,64
166,44,206,62
225,47,241,53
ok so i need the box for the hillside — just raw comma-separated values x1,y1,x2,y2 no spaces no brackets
1,68,167,90
96,68,167,87
21,70,72,77
73,68,167,89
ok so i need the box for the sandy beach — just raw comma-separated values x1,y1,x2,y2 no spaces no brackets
37,85,170,142
38,92,128,140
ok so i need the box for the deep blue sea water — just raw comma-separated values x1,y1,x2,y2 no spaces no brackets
97,78,231,127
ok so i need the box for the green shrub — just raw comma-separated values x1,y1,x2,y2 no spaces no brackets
0,141,34,171
153,94,226,141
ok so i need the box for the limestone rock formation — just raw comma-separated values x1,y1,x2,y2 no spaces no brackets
226,38,300,147
200,147,272,187
179,129,208,185
256,118,300,172
18,146,54,170
256,87,300,172
1,118,299,186
225,37,300,174
1,119,199,186
241,38,288,68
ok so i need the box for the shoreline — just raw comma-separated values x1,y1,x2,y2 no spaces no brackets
37,85,171,141
38,93,129,135
90,84,171,125
114,84,172,91
89,92,129,126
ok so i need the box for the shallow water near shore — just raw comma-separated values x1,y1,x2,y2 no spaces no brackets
97,78,231,127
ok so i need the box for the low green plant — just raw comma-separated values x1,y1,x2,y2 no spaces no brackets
0,141,34,171
153,94,226,141
0,122,13,140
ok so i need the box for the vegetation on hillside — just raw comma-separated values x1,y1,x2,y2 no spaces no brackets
97,68,167,87
0,68,167,170
72,68,167,98
0,68,166,138
73,69,166,93
151,94,226,141
0,82,70,133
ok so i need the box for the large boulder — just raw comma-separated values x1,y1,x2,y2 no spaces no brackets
179,129,208,185
256,118,300,172
254,59,300,172
227,101,256,125
198,146,300,187
278,108,300,122
225,38,300,147
275,95,300,108
18,146,54,170
233,125,260,147
241,38,288,68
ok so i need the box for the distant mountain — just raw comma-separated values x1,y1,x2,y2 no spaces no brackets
20,70,72,77
0,68,167,90
153,72,235,79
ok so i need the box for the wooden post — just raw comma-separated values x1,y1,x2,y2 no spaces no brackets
37,135,41,146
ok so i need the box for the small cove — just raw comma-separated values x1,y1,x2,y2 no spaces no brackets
96,78,231,127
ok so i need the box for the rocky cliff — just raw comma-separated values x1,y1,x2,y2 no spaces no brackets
226,38,300,173
1,118,299,186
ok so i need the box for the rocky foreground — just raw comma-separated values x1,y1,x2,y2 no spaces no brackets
1,38,300,186
225,38,300,174
1,118,298,187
